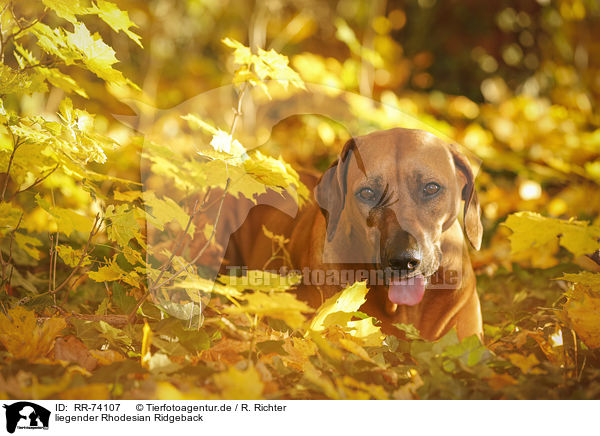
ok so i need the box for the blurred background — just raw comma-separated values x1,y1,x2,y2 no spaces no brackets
110,0,600,255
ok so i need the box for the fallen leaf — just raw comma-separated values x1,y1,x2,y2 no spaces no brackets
54,336,98,371
0,307,66,360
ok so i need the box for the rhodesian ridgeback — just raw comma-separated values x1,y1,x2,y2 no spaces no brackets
222,128,483,341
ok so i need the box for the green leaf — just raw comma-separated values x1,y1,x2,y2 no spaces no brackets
89,360,145,383
442,334,491,369
153,318,210,353
97,320,132,349
31,22,134,88
112,283,137,313
393,323,423,340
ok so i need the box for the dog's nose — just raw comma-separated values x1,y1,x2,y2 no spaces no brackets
388,251,421,272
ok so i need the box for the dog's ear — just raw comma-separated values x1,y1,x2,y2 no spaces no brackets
450,146,483,250
315,138,357,242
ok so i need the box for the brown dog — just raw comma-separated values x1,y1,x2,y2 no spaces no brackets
222,128,483,341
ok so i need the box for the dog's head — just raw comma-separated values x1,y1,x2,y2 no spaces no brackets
315,128,482,306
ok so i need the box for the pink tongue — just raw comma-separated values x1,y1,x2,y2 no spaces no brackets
388,275,426,306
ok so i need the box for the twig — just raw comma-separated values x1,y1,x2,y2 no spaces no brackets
48,234,54,295
19,59,56,71
8,163,59,201
6,5,46,43
150,199,199,290
52,214,102,294
127,289,149,323
4,213,23,293
52,230,58,294
52,306,130,328
0,2,11,63
229,83,248,138
1,134,21,202
154,178,231,290
587,250,600,266
127,197,208,322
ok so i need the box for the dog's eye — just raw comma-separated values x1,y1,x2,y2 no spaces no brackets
357,187,376,202
423,182,441,197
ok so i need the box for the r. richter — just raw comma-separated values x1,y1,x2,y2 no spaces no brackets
254,404,287,412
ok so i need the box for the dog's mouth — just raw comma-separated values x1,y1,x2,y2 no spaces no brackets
387,274,429,307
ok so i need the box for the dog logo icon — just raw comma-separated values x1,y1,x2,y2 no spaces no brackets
2,402,50,433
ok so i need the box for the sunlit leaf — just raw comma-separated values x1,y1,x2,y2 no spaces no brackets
91,0,143,47
212,365,264,400
504,212,600,257
105,204,139,247
309,281,368,332
226,291,313,329
0,307,66,360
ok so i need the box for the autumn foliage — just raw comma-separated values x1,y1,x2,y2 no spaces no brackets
1,0,600,400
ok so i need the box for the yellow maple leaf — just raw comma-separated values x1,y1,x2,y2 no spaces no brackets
564,285,600,349
212,365,264,400
504,212,600,257
309,281,368,332
347,317,385,347
507,353,541,374
225,292,313,329
0,307,66,360
281,337,317,371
